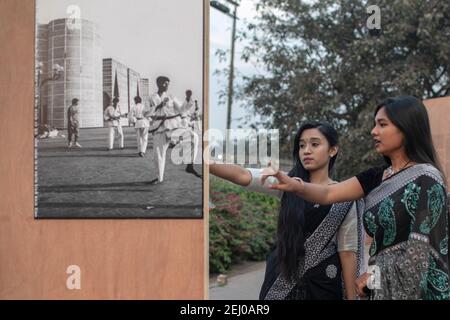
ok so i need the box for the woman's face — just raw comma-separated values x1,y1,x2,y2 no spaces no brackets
371,107,405,156
298,128,337,172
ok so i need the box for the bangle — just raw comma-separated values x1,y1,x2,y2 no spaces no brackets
292,177,302,183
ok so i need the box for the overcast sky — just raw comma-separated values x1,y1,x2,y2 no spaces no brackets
37,0,203,102
209,0,260,131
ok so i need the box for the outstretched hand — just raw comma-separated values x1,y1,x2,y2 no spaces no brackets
260,162,304,193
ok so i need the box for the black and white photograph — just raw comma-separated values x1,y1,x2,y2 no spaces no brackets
34,0,204,218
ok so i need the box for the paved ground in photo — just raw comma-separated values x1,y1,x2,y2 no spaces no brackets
209,261,266,300
36,127,203,218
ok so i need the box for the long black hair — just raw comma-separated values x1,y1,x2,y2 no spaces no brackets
277,121,339,281
375,96,445,180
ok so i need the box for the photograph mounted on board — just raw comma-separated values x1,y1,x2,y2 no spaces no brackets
34,0,204,218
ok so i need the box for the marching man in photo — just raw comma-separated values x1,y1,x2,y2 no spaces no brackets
148,76,200,184
103,97,125,151
129,96,151,157
67,98,82,148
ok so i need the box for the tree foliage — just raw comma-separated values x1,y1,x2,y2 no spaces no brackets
239,0,450,178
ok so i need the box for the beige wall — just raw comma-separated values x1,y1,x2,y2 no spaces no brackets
0,0,206,299
424,96,450,187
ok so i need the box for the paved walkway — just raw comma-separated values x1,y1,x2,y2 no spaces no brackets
209,261,266,300
36,127,202,218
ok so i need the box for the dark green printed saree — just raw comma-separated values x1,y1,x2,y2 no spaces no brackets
359,164,449,300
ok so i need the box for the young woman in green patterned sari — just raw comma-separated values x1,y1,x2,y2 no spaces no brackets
262,96,449,300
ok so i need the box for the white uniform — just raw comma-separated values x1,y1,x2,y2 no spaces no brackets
190,108,201,133
149,92,194,182
129,102,151,153
104,104,124,150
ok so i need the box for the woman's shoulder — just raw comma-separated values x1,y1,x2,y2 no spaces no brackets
411,163,445,187
355,165,387,196
361,165,388,176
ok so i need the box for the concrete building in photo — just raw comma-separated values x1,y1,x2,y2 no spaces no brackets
140,78,150,108
37,18,154,129
102,58,149,126
37,18,103,128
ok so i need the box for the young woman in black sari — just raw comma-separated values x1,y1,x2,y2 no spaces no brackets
263,96,449,300
210,122,364,300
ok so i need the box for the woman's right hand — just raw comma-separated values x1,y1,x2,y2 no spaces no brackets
260,166,304,193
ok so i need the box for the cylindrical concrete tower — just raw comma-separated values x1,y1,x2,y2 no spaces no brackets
44,18,103,128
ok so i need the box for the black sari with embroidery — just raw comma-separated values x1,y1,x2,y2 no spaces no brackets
259,201,363,300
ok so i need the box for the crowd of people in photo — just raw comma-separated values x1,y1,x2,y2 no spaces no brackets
66,75,202,183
